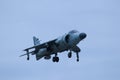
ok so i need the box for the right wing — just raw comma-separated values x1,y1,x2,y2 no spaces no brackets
23,43,46,51
20,39,57,60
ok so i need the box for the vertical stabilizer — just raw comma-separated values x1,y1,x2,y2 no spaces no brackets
33,36,40,45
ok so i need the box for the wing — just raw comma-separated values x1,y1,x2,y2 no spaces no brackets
24,39,57,52
20,39,57,60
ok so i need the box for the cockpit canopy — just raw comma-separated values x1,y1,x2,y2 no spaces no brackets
69,30,79,34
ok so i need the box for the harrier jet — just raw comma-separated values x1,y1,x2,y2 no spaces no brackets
20,30,87,62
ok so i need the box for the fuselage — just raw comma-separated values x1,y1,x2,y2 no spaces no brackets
36,30,87,60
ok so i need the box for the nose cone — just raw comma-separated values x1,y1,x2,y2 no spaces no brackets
79,33,87,40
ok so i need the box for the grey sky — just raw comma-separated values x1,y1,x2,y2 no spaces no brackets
0,0,120,80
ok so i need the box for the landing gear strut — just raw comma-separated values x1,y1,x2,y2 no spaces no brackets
76,52,79,62
68,51,80,62
52,53,59,62
26,50,29,60
68,51,72,58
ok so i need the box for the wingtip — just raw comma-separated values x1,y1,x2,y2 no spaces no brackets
23,49,28,51
19,54,27,57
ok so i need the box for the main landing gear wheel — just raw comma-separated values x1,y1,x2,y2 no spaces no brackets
68,51,72,58
52,57,59,62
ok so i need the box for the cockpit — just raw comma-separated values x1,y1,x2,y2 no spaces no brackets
68,30,79,34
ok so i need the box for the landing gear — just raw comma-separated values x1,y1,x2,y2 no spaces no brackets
27,57,29,60
52,53,59,62
26,50,30,60
76,52,79,62
68,51,79,62
52,57,59,62
68,51,72,58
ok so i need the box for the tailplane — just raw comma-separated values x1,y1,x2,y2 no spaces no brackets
33,36,40,45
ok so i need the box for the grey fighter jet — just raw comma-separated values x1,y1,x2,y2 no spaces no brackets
20,30,87,62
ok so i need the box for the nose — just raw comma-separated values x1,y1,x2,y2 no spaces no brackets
79,33,87,40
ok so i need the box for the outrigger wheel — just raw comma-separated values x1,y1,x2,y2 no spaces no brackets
26,50,30,60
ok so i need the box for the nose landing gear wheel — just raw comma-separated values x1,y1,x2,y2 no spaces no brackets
77,58,79,62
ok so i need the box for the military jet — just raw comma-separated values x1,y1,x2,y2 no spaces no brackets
20,30,87,62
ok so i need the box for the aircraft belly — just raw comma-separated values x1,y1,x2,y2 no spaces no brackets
58,44,67,52
36,48,48,60
54,42,68,53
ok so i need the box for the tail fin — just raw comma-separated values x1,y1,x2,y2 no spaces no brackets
33,36,40,45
